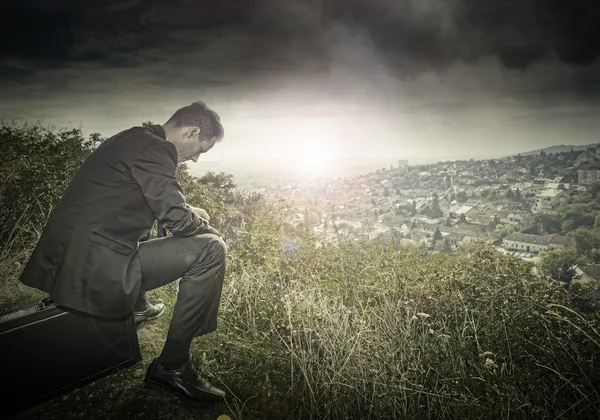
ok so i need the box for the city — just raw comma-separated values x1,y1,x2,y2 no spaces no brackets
242,145,600,280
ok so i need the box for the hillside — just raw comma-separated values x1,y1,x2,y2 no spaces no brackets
510,142,600,157
2,121,600,420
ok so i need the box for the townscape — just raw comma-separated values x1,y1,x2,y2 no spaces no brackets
246,145,600,282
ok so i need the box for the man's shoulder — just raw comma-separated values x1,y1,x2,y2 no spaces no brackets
117,126,176,161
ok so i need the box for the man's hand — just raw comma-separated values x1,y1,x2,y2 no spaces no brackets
188,205,210,221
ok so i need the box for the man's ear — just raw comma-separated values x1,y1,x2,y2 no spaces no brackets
187,127,201,138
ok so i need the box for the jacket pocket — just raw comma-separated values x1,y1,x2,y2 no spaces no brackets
88,230,134,256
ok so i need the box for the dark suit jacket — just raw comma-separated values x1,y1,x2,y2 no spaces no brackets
19,124,211,317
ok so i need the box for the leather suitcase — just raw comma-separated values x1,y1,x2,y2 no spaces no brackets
0,297,142,418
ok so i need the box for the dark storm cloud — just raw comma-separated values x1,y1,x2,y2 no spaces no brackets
1,0,599,77
2,0,600,156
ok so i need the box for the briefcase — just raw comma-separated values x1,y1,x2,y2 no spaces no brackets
0,297,142,418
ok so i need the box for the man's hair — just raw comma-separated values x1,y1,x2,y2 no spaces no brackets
166,101,224,142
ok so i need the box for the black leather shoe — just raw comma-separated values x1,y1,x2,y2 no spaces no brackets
134,301,165,325
144,358,226,404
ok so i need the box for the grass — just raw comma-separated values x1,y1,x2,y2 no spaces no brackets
2,213,600,419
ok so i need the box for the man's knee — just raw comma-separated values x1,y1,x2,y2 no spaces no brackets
197,233,227,264
207,234,227,261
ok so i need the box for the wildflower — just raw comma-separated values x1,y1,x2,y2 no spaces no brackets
485,358,498,369
416,312,430,319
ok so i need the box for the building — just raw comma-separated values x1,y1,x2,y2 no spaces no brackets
573,264,600,285
504,213,534,231
527,178,552,195
578,168,600,186
534,188,569,212
449,205,477,220
503,232,575,253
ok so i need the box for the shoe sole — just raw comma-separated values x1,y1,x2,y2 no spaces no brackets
134,307,166,326
144,378,224,407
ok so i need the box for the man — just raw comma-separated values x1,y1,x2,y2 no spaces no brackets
19,101,228,404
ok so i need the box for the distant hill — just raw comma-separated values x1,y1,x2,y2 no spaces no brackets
511,143,600,157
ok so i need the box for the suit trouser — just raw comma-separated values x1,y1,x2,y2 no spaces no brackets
133,232,227,342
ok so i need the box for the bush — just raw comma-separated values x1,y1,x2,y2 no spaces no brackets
0,120,104,253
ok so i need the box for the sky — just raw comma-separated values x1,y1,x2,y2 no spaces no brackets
1,0,600,170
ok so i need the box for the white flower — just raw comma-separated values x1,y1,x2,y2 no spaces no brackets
416,312,430,319
485,358,498,369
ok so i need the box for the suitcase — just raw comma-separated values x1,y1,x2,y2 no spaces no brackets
0,297,142,418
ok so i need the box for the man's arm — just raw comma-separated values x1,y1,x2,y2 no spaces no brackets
130,142,210,237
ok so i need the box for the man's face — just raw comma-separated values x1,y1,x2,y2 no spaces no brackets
177,126,217,163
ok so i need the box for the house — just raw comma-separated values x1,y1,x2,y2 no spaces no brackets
502,213,534,230
534,189,569,212
506,213,523,224
503,232,575,253
443,231,466,247
437,224,496,244
449,205,477,219
527,178,552,195
574,264,600,284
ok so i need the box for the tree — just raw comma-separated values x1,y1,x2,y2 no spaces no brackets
434,237,451,253
532,213,562,235
459,213,467,223
514,188,521,201
538,248,579,283
430,193,443,218
433,227,442,242
383,186,390,197
569,228,600,260
198,171,236,189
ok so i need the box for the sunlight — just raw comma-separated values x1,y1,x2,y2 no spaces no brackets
284,118,341,176
296,144,335,173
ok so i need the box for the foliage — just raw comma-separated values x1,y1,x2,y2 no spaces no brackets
0,120,105,252
538,248,582,282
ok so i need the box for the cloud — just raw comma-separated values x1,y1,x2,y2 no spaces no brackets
1,0,600,163
2,0,599,72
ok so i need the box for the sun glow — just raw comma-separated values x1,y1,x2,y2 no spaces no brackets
283,118,341,176
296,144,335,172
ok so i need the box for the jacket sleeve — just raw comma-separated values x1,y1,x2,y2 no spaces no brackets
130,142,209,237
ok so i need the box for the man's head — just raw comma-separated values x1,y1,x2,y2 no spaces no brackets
162,101,224,163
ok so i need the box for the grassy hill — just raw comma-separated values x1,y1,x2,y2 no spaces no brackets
2,121,600,420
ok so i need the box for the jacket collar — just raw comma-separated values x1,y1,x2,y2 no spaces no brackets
147,124,167,140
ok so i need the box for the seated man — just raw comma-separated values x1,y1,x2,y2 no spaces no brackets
19,101,228,404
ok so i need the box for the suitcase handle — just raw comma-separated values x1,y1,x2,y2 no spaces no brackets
37,297,55,311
